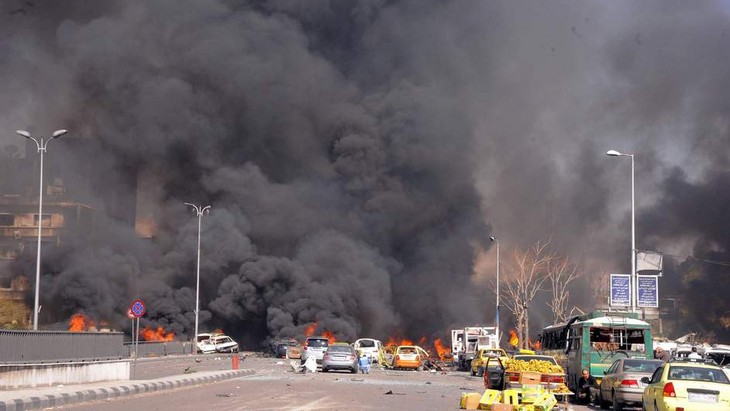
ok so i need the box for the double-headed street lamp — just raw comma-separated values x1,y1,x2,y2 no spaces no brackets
184,203,210,351
16,129,68,331
606,149,636,313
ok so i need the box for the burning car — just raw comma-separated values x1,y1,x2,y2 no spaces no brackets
197,334,239,354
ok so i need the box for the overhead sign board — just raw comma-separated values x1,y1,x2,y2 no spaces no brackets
610,274,631,307
637,275,659,308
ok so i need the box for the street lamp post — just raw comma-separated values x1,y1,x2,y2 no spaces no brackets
490,236,500,339
16,129,68,331
184,203,211,352
606,149,636,314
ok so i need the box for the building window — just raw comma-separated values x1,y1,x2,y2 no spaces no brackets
0,214,14,227
33,214,52,228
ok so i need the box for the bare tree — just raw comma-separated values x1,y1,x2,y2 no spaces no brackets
546,257,583,324
502,239,552,349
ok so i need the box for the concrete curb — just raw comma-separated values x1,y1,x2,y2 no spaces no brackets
0,369,253,411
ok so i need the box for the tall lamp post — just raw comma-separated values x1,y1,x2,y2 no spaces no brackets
490,236,500,339
184,203,210,352
606,149,636,314
16,129,68,331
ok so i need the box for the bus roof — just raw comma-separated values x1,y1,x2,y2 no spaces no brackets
541,311,650,331
575,315,651,329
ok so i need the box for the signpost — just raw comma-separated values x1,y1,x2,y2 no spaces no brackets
128,299,146,379
610,274,631,307
637,275,659,308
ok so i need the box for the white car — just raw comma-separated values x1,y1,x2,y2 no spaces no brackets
197,334,239,354
354,338,384,365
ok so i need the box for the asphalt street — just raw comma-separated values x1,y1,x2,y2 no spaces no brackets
47,355,610,411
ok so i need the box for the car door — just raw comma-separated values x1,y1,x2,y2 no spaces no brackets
602,360,620,399
643,364,664,408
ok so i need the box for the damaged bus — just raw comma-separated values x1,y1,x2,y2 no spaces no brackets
538,311,653,392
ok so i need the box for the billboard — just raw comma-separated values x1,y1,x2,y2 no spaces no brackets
610,274,631,307
637,275,659,308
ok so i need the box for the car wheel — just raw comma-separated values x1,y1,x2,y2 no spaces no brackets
322,367,328,372
612,391,622,411
599,389,609,409
417,365,424,371
477,366,484,377
351,368,357,374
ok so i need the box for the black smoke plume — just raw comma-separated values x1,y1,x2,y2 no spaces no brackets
1,1,729,344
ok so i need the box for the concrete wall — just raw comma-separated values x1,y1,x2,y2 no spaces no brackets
0,360,130,389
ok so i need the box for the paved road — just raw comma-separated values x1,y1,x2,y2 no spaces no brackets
51,356,607,411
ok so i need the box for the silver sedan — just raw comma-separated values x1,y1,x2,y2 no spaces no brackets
598,358,663,410
321,344,359,373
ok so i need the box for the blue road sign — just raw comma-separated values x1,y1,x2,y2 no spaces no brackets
130,299,146,318
610,274,631,307
637,275,659,308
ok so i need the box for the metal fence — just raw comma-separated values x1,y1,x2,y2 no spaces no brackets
0,330,125,363
123,340,194,358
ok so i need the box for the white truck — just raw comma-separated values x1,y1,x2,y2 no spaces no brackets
451,326,499,371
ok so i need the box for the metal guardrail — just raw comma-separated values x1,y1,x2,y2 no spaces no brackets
0,330,125,364
123,341,194,358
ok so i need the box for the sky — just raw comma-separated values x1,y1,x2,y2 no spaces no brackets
1,0,728,344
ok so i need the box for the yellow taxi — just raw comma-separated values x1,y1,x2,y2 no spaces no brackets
471,348,509,376
392,345,430,370
642,358,730,411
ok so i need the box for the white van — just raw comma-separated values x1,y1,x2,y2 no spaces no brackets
354,338,384,365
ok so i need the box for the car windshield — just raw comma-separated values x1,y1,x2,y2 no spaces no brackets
514,355,557,365
214,337,233,343
398,347,417,354
358,340,376,348
328,345,353,353
622,360,662,373
307,339,328,347
668,366,730,383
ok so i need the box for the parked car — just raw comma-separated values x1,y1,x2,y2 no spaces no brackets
198,334,239,354
471,348,509,376
273,339,299,358
301,336,330,365
642,358,730,411
392,345,429,370
354,338,385,365
597,358,663,410
322,343,359,373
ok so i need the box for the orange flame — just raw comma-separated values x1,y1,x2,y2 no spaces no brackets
434,338,451,360
69,313,95,332
322,330,337,344
385,336,415,347
509,330,519,348
418,336,427,346
140,326,175,341
304,323,317,337
529,339,542,351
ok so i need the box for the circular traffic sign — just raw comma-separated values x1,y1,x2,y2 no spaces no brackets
130,299,146,318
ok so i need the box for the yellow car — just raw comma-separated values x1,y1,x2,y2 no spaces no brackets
642,359,730,411
471,348,509,376
392,345,430,370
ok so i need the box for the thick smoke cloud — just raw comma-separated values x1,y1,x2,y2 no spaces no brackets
1,0,729,343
